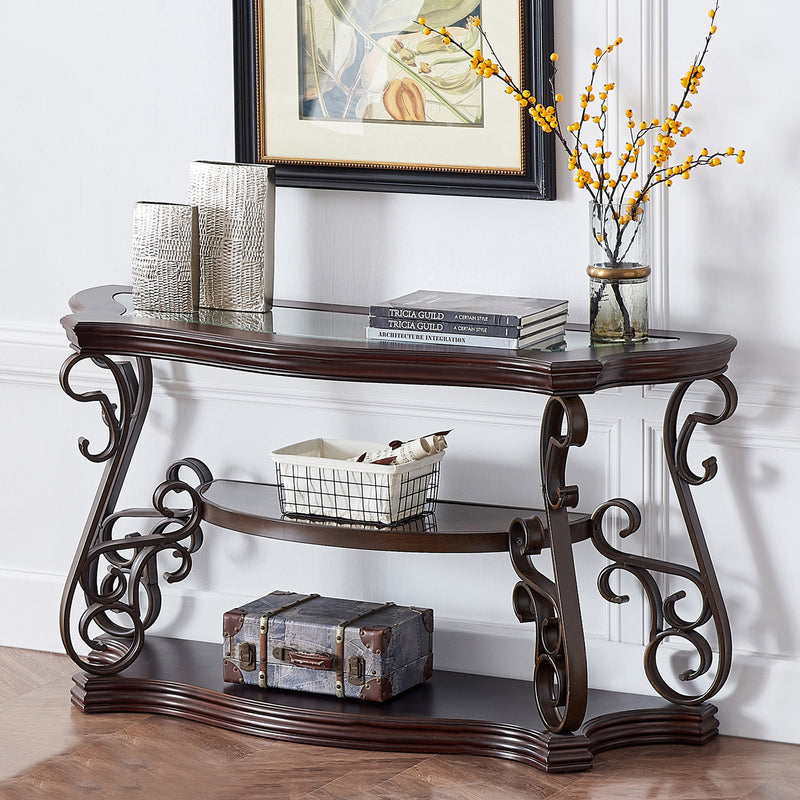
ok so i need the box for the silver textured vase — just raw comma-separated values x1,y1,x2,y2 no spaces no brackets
131,202,199,313
189,161,276,313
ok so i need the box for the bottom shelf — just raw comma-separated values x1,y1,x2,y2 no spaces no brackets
72,637,719,773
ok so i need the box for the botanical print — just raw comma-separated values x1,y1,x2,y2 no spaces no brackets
298,0,484,126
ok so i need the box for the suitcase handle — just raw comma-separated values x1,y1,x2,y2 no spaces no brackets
272,647,333,671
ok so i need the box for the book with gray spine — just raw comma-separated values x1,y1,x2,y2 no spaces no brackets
370,290,569,328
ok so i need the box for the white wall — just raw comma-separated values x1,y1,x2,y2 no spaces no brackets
2,1,799,744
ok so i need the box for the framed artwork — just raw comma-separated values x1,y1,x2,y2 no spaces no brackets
233,0,555,199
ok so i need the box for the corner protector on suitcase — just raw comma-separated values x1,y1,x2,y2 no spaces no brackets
223,608,247,638
360,676,393,702
423,653,433,681
359,626,392,655
222,658,244,684
411,607,434,633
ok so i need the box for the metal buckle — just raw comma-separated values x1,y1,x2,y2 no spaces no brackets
347,655,365,685
239,642,256,671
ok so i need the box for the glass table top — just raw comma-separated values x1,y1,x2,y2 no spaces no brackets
115,293,676,352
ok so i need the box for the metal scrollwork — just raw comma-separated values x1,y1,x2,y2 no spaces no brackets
60,352,213,675
60,354,139,463
75,459,210,674
510,395,588,734
590,375,737,704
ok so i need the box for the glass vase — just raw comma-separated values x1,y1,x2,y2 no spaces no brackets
587,201,649,343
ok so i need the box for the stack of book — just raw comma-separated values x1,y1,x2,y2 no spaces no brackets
366,290,569,351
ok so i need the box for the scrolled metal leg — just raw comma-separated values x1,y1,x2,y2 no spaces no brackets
510,395,588,734
60,352,212,675
589,375,737,704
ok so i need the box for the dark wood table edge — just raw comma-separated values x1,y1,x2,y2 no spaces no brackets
198,480,593,553
70,637,718,774
61,285,737,395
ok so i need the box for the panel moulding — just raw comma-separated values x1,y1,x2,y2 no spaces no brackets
599,0,669,328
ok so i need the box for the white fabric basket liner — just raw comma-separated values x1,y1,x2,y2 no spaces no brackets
272,438,443,525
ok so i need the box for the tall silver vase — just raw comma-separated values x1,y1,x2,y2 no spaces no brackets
189,161,276,313
131,202,199,313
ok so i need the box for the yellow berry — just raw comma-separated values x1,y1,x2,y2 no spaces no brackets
555,93,563,103
417,16,426,24
550,53,559,62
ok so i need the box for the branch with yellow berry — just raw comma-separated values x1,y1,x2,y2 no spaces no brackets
415,3,744,267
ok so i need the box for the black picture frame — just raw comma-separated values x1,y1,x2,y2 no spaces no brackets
233,0,555,200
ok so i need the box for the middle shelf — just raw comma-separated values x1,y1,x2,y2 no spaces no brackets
199,480,592,554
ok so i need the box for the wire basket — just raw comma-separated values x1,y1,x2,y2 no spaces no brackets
272,438,442,527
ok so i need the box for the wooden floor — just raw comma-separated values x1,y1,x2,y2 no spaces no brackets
1,648,798,800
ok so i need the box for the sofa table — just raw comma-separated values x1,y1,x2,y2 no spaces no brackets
59,285,737,772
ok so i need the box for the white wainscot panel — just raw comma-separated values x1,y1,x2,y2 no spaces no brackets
641,417,800,744
137,371,625,648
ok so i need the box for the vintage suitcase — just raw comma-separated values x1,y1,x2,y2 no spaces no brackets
222,591,433,701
